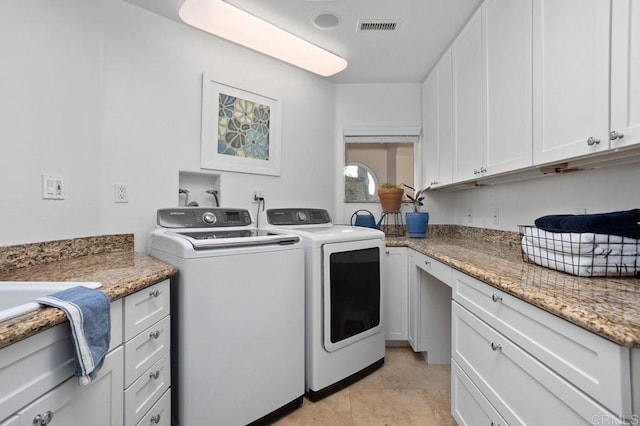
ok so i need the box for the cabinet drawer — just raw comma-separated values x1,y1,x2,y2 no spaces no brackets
124,280,170,342
453,270,632,416
452,359,506,426
453,302,617,424
125,352,170,425
413,252,452,286
124,316,170,388
136,389,170,426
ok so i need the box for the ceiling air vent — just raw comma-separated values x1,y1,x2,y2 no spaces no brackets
357,19,399,32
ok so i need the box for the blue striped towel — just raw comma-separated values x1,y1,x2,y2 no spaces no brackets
36,286,111,386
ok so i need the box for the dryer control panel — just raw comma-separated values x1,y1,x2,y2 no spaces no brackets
266,208,331,225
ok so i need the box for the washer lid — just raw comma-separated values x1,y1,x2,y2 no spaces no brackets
166,229,300,249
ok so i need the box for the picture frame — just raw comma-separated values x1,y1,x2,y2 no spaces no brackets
200,74,282,176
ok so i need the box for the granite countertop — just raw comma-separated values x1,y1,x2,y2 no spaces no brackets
386,225,640,348
0,234,177,349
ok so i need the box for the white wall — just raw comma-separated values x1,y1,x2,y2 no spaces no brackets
449,162,640,232
0,0,336,251
334,83,455,224
0,0,104,245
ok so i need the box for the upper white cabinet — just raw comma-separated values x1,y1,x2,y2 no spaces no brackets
611,0,640,149
423,49,454,188
452,9,485,182
532,0,611,164
483,0,533,175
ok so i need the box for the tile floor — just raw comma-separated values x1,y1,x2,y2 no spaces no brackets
273,347,457,425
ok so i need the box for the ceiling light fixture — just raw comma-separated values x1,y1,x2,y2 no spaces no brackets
179,0,348,77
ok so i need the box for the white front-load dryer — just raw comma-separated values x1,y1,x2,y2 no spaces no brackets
262,208,386,399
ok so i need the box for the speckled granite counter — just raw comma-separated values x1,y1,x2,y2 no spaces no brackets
0,234,177,349
387,225,640,347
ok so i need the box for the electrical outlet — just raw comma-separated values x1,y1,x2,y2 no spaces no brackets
115,184,129,203
42,174,64,200
492,208,500,225
467,208,473,223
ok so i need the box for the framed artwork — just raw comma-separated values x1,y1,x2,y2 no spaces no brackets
200,74,281,176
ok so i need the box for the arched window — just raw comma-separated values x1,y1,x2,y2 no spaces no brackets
344,162,378,202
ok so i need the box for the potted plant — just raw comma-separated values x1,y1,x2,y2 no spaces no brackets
377,183,404,212
403,183,429,237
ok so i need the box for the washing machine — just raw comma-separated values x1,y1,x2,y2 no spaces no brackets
262,208,385,400
149,207,305,425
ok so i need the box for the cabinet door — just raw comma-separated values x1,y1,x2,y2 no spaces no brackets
611,0,640,149
383,248,408,341
453,8,484,182
532,0,610,164
423,71,439,187
436,50,454,185
483,0,533,175
16,347,123,426
423,50,454,188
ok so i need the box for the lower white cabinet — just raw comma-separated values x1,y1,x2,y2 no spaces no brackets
15,347,124,426
383,248,408,341
123,280,171,425
452,269,636,424
0,280,171,426
451,360,506,426
453,302,618,424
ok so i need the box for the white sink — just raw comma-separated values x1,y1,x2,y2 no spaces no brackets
0,282,102,322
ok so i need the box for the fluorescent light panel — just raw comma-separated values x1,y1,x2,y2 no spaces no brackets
179,0,348,77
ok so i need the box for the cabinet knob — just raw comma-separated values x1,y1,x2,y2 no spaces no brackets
587,137,600,146
33,411,54,425
490,342,502,351
149,289,160,298
480,167,487,173
609,130,624,141
430,181,438,185
149,370,160,380
150,414,162,424
424,260,431,267
491,294,502,303
491,423,501,426
149,330,161,339
473,169,479,175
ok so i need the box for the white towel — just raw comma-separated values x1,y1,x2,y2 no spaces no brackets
524,227,640,256
522,237,639,277
523,227,595,255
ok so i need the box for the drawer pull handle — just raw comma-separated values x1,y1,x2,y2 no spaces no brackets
149,370,160,380
149,330,161,339
33,411,54,425
149,289,160,298
491,294,502,303
150,414,161,424
490,342,502,351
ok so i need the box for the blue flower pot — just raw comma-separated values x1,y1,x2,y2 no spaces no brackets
405,212,429,237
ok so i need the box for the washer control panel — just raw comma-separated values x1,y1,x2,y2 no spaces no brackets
267,208,331,225
157,208,251,228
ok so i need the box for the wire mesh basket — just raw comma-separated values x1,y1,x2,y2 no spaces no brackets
519,225,640,278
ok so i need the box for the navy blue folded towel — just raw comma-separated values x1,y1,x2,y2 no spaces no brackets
535,208,640,239
36,286,111,386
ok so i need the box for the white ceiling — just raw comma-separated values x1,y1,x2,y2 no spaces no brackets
123,0,483,84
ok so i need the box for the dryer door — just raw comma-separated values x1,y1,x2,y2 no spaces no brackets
322,238,384,352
